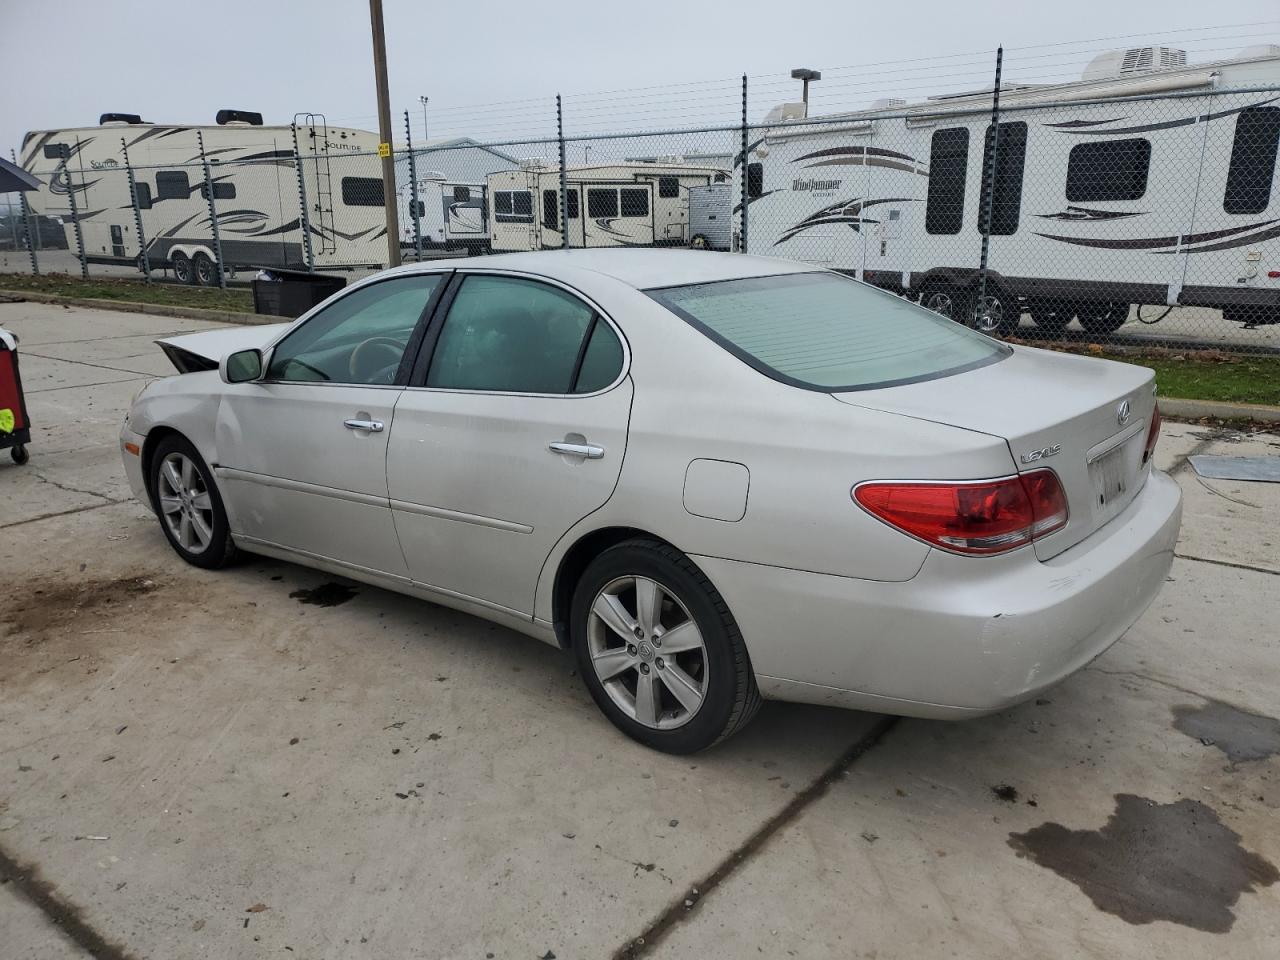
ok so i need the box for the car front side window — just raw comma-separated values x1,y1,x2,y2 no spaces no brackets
267,274,443,385
425,275,602,394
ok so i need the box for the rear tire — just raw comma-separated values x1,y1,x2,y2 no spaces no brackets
571,537,761,753
193,252,218,287
970,289,1012,335
920,284,965,322
1076,300,1130,336
1028,299,1072,336
171,252,196,285
147,435,237,569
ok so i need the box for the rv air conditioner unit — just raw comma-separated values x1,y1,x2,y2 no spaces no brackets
518,158,547,170
1238,44,1280,60
99,113,144,125
1082,47,1187,81
763,102,807,123
869,98,907,110
215,109,264,126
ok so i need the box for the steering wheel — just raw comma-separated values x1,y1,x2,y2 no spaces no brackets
348,336,404,384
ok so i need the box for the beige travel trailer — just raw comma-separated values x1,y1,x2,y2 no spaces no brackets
487,162,729,252
19,112,385,282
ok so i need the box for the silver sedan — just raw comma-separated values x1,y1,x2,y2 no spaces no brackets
121,250,1181,753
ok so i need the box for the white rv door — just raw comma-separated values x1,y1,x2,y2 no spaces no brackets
443,184,486,241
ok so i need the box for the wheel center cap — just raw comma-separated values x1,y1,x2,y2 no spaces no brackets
637,641,655,662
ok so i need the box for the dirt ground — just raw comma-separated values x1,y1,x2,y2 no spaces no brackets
1,300,1278,959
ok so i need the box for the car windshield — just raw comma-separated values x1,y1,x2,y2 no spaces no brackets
648,272,1008,392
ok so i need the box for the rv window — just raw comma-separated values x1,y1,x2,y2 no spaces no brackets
43,143,70,160
494,189,533,223
588,188,618,219
746,163,764,199
566,189,579,219
1065,139,1151,203
426,275,599,394
620,188,649,218
156,170,190,201
658,176,680,198
133,182,153,210
341,177,384,207
978,121,1027,235
1224,106,1280,215
542,189,559,230
925,127,968,235
453,186,470,202
199,180,236,201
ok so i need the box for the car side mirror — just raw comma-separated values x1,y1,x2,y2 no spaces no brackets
221,347,268,384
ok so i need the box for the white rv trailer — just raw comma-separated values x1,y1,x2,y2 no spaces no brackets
19,112,386,283
728,46,1280,331
397,174,490,254
487,162,729,252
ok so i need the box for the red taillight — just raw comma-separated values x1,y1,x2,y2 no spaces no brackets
853,470,1068,556
1143,402,1161,464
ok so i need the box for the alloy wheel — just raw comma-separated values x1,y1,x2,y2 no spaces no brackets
973,293,1005,333
923,289,955,319
586,575,708,730
157,452,214,554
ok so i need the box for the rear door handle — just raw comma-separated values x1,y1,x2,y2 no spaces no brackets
549,441,604,459
344,418,384,432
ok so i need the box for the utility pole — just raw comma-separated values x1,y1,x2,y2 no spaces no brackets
369,0,401,267
419,96,430,142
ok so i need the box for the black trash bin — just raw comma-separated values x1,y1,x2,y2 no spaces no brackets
252,269,347,318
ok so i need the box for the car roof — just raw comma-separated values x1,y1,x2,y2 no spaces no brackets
403,249,819,290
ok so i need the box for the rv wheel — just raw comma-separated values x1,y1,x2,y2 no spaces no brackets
1028,300,1072,336
193,253,218,287
968,291,1012,335
172,252,195,285
1076,301,1130,337
690,234,710,250
921,285,962,322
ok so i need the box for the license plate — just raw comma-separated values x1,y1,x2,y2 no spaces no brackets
1093,446,1128,507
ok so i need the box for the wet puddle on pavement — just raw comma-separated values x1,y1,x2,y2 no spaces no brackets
1172,700,1280,763
288,581,358,607
1008,793,1278,933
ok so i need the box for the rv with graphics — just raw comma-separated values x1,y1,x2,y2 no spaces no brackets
724,46,1280,331
398,175,490,255
487,162,729,252
19,112,386,283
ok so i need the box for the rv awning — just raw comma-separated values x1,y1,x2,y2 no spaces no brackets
0,157,40,193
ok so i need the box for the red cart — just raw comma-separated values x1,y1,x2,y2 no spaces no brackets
1,327,31,465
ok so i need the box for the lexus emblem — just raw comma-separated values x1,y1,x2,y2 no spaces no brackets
1117,399,1131,426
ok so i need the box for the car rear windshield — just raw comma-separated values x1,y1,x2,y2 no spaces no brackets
647,272,1008,392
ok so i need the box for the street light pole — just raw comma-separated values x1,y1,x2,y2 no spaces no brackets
419,95,429,142
369,0,401,267
790,67,822,110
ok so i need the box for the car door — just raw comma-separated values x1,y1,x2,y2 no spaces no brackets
387,271,632,615
214,272,448,576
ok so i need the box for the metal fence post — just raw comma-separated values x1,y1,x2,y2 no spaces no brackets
12,149,38,276
121,138,151,283
557,95,569,249
739,74,749,254
197,131,227,288
66,139,89,279
291,123,316,272
403,110,422,261
975,45,1003,327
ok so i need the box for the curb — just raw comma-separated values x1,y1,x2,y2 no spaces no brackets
1,290,272,326
1160,397,1280,424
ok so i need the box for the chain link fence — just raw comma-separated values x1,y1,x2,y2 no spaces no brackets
5,82,1279,354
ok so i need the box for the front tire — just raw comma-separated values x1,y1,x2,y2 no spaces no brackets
148,435,237,569
571,538,761,753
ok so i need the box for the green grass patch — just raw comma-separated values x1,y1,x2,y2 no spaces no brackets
1104,352,1280,407
0,272,253,312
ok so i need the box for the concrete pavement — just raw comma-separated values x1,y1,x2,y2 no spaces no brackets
1,301,1277,959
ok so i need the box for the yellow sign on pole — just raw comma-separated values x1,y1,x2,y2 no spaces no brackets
377,142,391,158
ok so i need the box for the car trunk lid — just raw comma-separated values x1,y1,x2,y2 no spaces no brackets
833,345,1156,559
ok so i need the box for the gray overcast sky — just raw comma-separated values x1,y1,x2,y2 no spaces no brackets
3,1,1279,149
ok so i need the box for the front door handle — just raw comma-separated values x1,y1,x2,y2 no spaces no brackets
549,441,604,460
344,418,384,432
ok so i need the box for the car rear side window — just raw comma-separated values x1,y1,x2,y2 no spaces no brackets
648,272,1007,392
426,276,599,393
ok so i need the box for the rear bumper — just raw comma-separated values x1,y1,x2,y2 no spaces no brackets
694,468,1182,718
